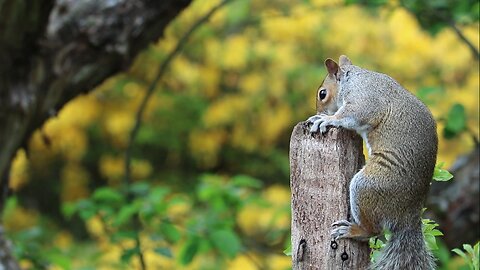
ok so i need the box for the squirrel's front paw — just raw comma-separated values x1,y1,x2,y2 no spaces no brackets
306,114,328,133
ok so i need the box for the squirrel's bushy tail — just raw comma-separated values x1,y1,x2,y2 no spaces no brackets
372,228,435,270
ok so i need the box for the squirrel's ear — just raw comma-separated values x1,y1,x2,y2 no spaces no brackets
339,55,352,66
325,58,339,76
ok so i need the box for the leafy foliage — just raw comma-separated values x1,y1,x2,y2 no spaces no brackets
433,162,454,181
368,218,444,263
452,242,480,270
63,176,264,267
348,0,480,35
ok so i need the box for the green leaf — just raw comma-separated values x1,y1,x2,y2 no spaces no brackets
148,187,170,203
46,251,71,270
463,244,474,256
231,175,262,188
93,187,124,204
62,202,77,219
111,230,137,243
443,103,466,139
429,229,444,237
121,247,140,263
344,0,358,4
452,248,469,263
283,244,292,256
160,223,181,243
179,237,200,265
226,0,251,26
210,229,242,258
115,203,139,226
154,247,173,258
425,234,438,250
78,208,96,220
130,182,151,196
365,0,389,7
433,162,453,181
417,86,444,106
2,196,18,218
369,237,385,250
370,249,382,263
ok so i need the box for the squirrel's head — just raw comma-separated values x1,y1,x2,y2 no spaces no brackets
316,55,352,114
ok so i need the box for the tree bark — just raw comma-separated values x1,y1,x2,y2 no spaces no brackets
290,123,370,270
0,0,191,268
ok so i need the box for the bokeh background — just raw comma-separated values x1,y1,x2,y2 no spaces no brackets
4,0,479,269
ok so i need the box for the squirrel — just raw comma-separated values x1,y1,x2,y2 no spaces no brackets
307,55,438,270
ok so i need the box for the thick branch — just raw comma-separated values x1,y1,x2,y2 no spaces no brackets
0,0,192,201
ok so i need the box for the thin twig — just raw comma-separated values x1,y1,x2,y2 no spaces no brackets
124,0,232,188
123,1,232,269
449,20,480,61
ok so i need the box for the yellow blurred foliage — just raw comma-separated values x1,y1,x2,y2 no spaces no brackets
240,73,264,94
4,206,38,231
189,129,227,168
54,231,73,250
131,159,153,180
58,94,101,128
86,216,105,239
9,149,29,191
199,66,221,97
61,163,90,202
100,155,153,183
166,195,191,219
263,185,290,206
203,95,249,127
43,120,87,161
257,105,292,147
223,35,249,70
265,254,291,270
99,155,124,183
238,185,290,235
103,110,134,147
228,254,258,270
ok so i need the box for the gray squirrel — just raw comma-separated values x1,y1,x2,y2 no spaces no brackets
307,55,438,270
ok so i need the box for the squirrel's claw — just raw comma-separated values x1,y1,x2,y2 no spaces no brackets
332,220,351,227
331,224,350,240
306,114,328,134
331,220,352,240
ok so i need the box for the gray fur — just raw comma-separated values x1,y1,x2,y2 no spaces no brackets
309,57,438,270
372,228,435,270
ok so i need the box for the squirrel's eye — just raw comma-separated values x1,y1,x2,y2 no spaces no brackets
318,89,327,100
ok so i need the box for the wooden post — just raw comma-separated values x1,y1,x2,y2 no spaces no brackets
290,123,370,270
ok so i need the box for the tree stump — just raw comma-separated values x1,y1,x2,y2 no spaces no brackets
290,122,370,270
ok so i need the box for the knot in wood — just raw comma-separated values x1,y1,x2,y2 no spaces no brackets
330,240,338,250
341,251,349,261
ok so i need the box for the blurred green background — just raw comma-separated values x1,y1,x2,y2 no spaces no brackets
4,0,479,269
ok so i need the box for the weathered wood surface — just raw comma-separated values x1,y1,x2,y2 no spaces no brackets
290,122,370,270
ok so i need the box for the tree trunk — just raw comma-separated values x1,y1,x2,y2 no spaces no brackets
0,0,191,268
290,123,370,270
